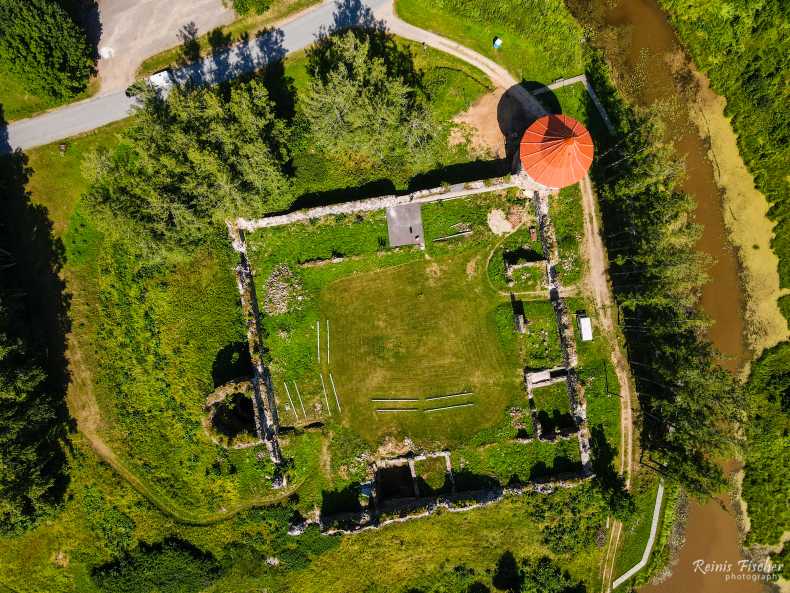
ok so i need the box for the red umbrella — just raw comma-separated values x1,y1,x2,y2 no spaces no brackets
519,114,594,188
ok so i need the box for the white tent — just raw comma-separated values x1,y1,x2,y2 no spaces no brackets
578,314,593,342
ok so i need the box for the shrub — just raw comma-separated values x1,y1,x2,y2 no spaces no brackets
230,0,272,16
92,538,221,593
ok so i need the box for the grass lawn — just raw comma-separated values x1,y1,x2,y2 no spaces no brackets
395,0,585,84
613,470,662,577
283,489,603,593
0,17,617,593
566,296,622,458
454,437,582,485
551,184,584,287
532,381,575,434
414,456,452,495
323,251,521,447
26,120,130,235
0,66,98,122
521,299,565,369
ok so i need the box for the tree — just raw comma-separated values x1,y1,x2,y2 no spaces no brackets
0,0,95,98
300,30,449,186
522,557,581,593
0,301,64,532
587,57,745,498
87,79,292,246
0,149,70,533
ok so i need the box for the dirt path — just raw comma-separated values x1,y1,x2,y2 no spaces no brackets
579,174,636,592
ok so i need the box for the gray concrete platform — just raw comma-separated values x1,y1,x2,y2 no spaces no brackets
386,203,424,248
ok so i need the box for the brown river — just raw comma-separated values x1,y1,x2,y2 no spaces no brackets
570,0,764,591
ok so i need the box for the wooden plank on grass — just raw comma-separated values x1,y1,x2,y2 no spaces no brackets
424,402,476,413
283,382,299,420
320,373,332,416
424,391,473,401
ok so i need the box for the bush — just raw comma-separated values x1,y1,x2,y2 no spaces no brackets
0,0,94,98
231,0,272,16
743,343,790,545
92,538,221,593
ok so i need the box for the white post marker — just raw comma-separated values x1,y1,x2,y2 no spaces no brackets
293,381,307,418
283,382,299,420
329,372,342,413
320,373,332,416
316,320,320,364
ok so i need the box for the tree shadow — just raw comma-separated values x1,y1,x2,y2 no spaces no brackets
212,341,253,387
208,27,232,51
321,482,362,515
0,136,72,523
178,22,201,65
492,551,523,593
91,537,221,588
590,424,634,519
0,105,10,154
330,0,384,33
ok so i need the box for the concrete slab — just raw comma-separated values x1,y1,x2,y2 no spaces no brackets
386,203,424,248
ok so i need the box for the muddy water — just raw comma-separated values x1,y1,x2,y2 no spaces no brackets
585,0,759,591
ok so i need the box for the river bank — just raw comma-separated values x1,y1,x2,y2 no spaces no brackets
681,62,790,369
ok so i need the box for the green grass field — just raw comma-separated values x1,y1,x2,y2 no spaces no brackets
613,471,662,577
0,66,98,122
323,251,521,446
395,0,585,84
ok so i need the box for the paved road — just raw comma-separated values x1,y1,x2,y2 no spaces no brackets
3,0,388,154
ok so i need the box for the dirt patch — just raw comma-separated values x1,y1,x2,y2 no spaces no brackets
320,435,332,480
426,261,442,280
466,255,480,278
487,208,513,235
376,437,414,459
453,87,507,158
684,60,789,361
52,550,69,568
